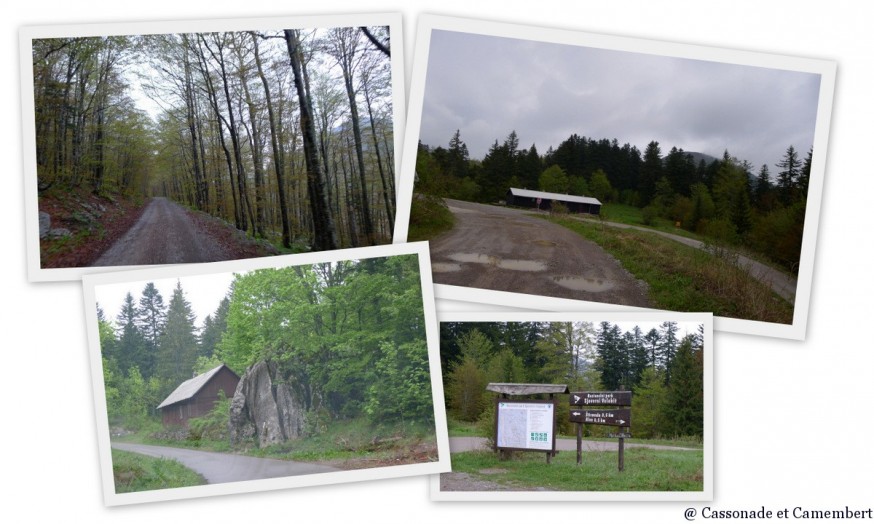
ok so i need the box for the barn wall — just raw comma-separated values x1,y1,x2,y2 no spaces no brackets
159,367,240,428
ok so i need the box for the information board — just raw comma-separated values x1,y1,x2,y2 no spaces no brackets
496,400,555,451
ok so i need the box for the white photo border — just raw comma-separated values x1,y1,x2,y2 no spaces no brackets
82,241,449,506
395,14,837,340
429,310,713,502
22,13,406,282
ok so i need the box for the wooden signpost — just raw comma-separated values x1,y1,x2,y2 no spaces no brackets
570,389,632,471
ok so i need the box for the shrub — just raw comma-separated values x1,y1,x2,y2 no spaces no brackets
187,391,231,441
549,201,569,215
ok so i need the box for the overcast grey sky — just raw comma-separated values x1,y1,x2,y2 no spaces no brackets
419,30,821,171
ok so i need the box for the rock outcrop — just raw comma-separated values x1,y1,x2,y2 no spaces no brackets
228,360,305,448
38,211,71,239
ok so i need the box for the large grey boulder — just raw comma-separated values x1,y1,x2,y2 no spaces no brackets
39,212,50,239
228,360,305,448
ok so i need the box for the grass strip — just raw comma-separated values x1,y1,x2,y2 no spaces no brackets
111,449,205,493
547,216,793,324
448,448,703,492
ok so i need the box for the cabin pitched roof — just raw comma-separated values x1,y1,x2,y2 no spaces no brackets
508,187,602,206
156,364,237,409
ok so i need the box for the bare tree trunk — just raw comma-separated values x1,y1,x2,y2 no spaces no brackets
284,29,337,251
331,28,374,245
251,32,292,248
236,39,266,238
360,75,394,229
201,33,254,234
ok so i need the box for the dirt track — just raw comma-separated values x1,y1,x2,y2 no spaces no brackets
428,199,651,307
92,197,231,266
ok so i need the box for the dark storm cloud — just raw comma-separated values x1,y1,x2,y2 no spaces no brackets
419,30,821,170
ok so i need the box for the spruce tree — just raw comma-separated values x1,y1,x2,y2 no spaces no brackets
662,335,704,437
776,145,801,205
156,281,199,392
136,282,166,378
115,292,148,377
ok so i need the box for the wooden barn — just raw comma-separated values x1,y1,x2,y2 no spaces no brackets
156,364,240,427
506,187,602,215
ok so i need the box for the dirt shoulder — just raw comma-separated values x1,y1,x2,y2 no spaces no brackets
38,188,150,268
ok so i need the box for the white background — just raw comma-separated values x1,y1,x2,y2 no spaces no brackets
4,1,872,522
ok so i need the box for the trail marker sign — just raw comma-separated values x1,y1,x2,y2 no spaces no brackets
570,408,631,427
570,389,633,471
570,391,632,407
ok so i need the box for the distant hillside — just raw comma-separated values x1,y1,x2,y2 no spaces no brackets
685,151,719,165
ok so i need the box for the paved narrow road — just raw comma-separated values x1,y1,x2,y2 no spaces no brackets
111,442,340,484
92,197,231,266
429,199,652,307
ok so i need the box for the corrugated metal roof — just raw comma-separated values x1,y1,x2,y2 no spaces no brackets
486,383,569,395
508,187,602,206
157,364,230,409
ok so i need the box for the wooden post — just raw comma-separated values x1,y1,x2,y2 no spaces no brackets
576,422,582,465
618,385,625,472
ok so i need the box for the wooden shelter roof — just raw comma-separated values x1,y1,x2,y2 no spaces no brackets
486,383,569,395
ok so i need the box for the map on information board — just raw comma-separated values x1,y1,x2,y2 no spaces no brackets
496,401,554,451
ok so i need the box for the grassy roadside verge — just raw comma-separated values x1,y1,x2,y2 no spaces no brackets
407,194,455,242
546,215,793,324
111,449,205,493
447,448,703,491
117,418,438,469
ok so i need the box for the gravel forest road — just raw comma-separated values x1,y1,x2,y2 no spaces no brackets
92,197,231,267
111,442,340,484
428,199,652,308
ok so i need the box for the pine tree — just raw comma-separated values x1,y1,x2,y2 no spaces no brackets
640,141,663,205
156,281,199,392
595,322,626,389
659,321,679,384
199,296,229,359
776,145,801,205
115,292,148,377
662,335,704,437
136,282,166,378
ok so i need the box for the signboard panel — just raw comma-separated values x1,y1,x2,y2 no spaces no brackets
496,400,555,451
570,391,632,406
569,408,631,427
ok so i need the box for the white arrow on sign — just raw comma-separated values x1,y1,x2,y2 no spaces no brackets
617,420,626,424
573,395,580,403
572,411,580,416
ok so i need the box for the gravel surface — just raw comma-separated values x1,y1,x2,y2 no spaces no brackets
92,197,261,266
428,199,651,307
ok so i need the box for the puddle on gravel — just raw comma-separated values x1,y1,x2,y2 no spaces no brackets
448,253,497,265
532,239,557,247
498,259,547,271
551,275,614,292
446,253,547,272
431,262,462,273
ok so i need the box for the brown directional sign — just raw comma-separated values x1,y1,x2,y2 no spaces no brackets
570,408,631,427
570,391,632,407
